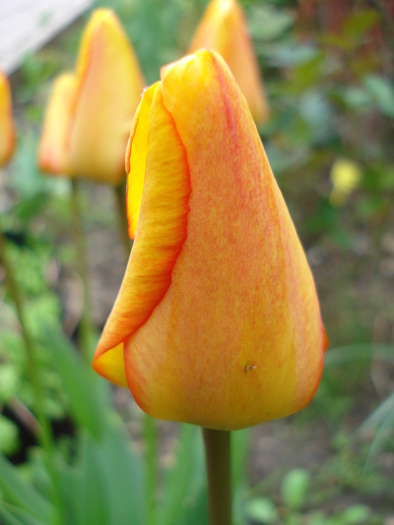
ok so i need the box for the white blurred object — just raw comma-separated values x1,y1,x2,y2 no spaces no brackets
0,0,93,74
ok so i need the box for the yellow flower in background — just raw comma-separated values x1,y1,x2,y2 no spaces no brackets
93,50,328,431
329,158,362,207
0,69,16,168
38,9,145,185
187,0,269,126
38,74,76,175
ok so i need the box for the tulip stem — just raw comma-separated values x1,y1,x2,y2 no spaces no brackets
114,183,132,257
0,228,65,524
71,179,93,360
203,428,232,525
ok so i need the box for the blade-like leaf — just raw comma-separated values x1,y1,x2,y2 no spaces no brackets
160,425,205,525
324,344,394,367
41,326,107,439
0,504,49,525
232,429,251,488
0,454,54,523
99,422,147,525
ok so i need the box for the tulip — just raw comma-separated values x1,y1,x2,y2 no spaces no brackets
38,73,76,175
93,50,328,431
38,9,145,185
0,69,16,168
188,0,269,126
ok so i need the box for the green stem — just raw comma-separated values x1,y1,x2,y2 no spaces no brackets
114,182,132,257
144,414,158,525
203,428,232,525
71,179,92,360
0,229,64,524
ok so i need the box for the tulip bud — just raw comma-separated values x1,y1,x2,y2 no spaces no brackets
38,73,76,175
93,50,327,431
188,0,269,125
38,9,145,184
0,70,16,168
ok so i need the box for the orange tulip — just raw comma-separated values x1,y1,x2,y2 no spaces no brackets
0,70,16,167
93,50,328,431
38,9,145,184
188,0,269,126
38,74,76,175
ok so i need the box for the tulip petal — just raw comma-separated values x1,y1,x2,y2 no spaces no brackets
188,0,269,125
38,73,76,175
121,51,325,429
93,83,191,385
70,9,145,184
125,84,158,239
0,70,16,167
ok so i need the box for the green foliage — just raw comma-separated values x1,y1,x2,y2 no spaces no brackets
281,469,310,511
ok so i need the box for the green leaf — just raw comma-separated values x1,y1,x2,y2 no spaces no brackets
99,422,147,525
0,453,54,523
324,344,394,367
0,504,49,525
0,416,20,454
363,75,394,117
41,327,107,440
231,428,251,488
244,497,279,524
247,6,295,41
160,425,205,525
81,435,111,525
13,193,49,224
340,505,371,524
342,10,380,39
281,468,310,510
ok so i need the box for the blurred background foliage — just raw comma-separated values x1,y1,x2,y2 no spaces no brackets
0,0,394,523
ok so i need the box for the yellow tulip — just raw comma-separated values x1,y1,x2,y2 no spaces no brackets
38,73,76,175
188,0,269,126
0,70,16,167
93,50,328,431
38,9,145,184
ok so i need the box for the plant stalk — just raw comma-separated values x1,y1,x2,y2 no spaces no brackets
203,428,232,525
71,179,92,360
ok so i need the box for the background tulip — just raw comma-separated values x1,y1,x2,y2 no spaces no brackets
38,9,145,185
38,73,76,175
188,0,269,126
93,50,328,432
0,69,16,168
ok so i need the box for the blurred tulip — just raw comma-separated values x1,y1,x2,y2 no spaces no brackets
0,69,16,167
188,0,269,125
38,9,145,184
38,73,76,175
93,50,327,431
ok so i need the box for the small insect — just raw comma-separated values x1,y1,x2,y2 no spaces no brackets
243,363,257,374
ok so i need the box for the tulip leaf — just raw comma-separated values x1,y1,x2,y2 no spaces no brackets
98,423,147,525
75,433,111,525
324,344,394,367
42,326,107,440
0,453,54,523
0,504,49,525
160,424,206,525
231,428,251,488
56,422,147,525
